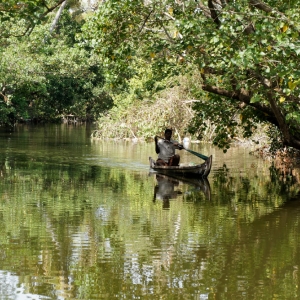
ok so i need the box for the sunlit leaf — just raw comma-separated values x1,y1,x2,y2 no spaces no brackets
150,52,155,58
282,24,288,33
288,81,296,90
279,97,285,103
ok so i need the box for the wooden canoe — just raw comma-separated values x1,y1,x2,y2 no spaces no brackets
149,155,212,178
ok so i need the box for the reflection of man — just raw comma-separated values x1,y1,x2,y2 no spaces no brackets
155,129,183,166
153,175,181,209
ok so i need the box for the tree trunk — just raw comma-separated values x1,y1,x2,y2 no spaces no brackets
49,0,68,35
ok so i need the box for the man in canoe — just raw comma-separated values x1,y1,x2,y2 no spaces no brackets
155,129,183,166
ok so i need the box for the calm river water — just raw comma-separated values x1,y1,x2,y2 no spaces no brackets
0,124,300,300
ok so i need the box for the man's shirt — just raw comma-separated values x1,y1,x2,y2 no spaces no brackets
157,138,179,162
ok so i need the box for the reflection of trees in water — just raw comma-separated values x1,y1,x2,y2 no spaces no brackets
0,160,300,298
210,192,300,298
0,160,5,177
213,163,299,211
201,164,300,297
0,163,119,298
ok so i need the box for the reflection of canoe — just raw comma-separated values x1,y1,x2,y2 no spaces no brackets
149,155,212,178
153,173,211,201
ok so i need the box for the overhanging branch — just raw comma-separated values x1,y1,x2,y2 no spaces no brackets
201,84,277,123
202,84,300,148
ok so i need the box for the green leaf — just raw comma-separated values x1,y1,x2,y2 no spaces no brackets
295,47,300,55
250,94,262,104
286,112,300,123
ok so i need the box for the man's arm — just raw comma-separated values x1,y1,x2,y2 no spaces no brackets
155,136,160,154
172,140,183,150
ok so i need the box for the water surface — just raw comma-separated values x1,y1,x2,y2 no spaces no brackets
0,124,299,300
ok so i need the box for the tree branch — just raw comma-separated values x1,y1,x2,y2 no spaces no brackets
268,94,289,139
160,22,175,43
49,0,68,34
197,1,212,18
249,0,273,13
208,0,221,26
139,9,153,34
268,94,300,148
164,12,175,21
41,0,67,17
202,83,300,148
201,84,277,124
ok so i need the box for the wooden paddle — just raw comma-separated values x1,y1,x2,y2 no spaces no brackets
156,136,209,161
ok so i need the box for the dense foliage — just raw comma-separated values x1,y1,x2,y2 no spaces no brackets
0,0,112,124
1,0,300,152
80,0,300,151
91,69,201,142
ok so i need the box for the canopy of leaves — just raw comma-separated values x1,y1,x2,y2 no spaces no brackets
0,0,68,37
0,1,113,124
80,0,300,151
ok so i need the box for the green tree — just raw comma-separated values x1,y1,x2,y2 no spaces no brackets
0,0,112,124
0,0,68,37
80,0,300,150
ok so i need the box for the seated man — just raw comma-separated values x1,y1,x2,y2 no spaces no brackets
155,129,183,166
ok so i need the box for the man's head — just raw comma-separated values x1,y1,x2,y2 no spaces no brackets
164,128,172,140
